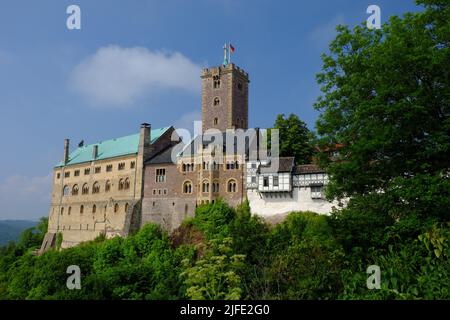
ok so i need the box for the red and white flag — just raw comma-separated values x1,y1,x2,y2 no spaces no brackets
229,44,235,53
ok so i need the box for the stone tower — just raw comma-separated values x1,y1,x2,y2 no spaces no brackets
201,63,250,133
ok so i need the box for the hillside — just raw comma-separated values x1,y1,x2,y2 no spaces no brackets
0,220,38,245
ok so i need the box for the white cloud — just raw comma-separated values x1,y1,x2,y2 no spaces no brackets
0,174,52,220
69,45,201,107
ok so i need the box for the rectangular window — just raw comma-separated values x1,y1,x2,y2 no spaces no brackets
118,163,125,171
311,186,323,199
95,166,101,174
106,164,113,172
130,161,136,169
64,171,70,178
74,170,80,177
156,169,166,182
273,176,279,187
263,177,269,187
56,173,61,179
84,168,90,175
251,176,256,183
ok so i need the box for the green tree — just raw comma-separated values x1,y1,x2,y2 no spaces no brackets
314,0,450,200
272,114,315,164
181,238,245,300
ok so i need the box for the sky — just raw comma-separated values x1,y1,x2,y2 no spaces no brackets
0,0,422,220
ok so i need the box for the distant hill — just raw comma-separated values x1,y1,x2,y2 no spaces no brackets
0,220,38,246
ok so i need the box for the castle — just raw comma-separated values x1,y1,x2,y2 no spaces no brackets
40,55,337,252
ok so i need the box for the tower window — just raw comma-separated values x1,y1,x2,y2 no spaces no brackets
238,83,243,91
156,168,166,182
213,75,221,89
213,97,220,106
214,118,218,125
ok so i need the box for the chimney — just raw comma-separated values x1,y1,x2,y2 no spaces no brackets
63,139,70,164
139,123,152,160
140,123,151,146
92,145,98,159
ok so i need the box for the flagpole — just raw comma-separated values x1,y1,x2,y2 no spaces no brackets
228,43,231,64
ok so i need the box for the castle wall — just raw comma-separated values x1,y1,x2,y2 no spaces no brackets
48,154,141,248
247,187,338,218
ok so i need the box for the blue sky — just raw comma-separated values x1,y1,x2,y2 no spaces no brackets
0,0,422,220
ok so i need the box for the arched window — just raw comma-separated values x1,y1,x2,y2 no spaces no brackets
183,181,193,194
212,181,219,193
182,163,186,172
105,180,111,192
214,118,218,125
63,185,70,196
202,181,210,193
60,207,64,215
214,97,220,106
72,185,79,196
82,183,89,195
125,203,129,213
92,204,96,214
124,178,130,190
118,179,124,190
80,205,84,214
92,182,100,194
68,207,71,215
114,203,119,213
228,180,237,193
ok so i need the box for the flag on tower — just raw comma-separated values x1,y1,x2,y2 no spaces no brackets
229,44,235,53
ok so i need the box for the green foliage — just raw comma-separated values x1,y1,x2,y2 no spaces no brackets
192,200,235,239
271,114,316,165
246,212,344,300
181,238,246,300
314,1,450,200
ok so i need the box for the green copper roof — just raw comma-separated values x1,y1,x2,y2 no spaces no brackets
56,127,170,167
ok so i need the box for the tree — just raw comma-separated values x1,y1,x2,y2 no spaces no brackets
272,114,315,165
314,0,450,200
